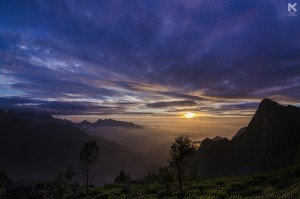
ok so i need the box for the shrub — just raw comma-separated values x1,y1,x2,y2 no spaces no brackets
266,176,281,186
144,183,164,195
238,186,263,196
292,165,300,177
185,188,201,197
276,179,297,189
206,189,227,198
226,182,249,194
214,180,225,186
0,188,5,198
242,178,261,186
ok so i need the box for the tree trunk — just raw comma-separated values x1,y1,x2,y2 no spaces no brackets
86,164,89,196
177,165,183,199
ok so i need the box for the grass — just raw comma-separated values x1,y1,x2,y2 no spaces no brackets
1,164,300,198
80,164,300,199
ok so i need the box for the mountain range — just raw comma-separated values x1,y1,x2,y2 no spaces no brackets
0,110,148,185
1,98,300,185
193,98,300,177
77,119,142,129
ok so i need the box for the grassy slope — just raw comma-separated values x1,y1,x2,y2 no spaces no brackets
84,164,300,199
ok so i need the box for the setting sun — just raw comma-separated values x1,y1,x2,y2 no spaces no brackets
184,112,195,118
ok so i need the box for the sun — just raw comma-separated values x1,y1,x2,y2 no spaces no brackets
184,112,195,118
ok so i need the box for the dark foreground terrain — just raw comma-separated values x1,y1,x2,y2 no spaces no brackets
83,164,300,199
0,98,299,199
1,163,300,199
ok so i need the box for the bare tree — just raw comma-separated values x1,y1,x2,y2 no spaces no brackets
80,140,100,195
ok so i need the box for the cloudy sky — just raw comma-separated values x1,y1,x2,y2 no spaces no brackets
0,0,300,133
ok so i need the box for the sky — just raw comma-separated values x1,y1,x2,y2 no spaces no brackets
0,0,300,136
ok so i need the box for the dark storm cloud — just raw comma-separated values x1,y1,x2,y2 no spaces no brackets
0,0,299,114
147,100,197,108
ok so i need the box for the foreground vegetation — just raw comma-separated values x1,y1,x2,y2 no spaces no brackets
1,136,299,198
85,163,300,199
1,164,300,198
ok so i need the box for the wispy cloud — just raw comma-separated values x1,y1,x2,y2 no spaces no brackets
0,0,299,116
147,100,197,108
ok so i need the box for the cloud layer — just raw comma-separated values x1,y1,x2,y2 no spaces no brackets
0,0,300,116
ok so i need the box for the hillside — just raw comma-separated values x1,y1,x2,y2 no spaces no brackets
0,110,148,185
3,163,296,199
86,163,300,199
193,98,300,178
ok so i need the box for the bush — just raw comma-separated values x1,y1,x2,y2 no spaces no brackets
185,188,201,197
0,188,5,198
276,179,297,189
226,182,249,194
253,173,274,182
214,180,225,186
292,165,300,177
242,178,261,186
144,183,164,195
225,196,244,199
238,186,263,196
206,189,227,198
198,196,222,199
266,176,281,186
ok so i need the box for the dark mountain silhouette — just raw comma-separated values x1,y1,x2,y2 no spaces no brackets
211,136,224,141
194,136,224,146
77,119,142,129
0,110,148,185
78,120,93,126
193,98,300,178
232,127,246,139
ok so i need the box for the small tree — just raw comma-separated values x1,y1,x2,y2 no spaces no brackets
80,140,100,196
114,171,131,183
64,166,76,182
169,135,196,198
52,172,68,199
158,166,175,197
51,166,75,199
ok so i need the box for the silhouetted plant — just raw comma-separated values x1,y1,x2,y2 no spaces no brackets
114,171,131,183
51,166,76,199
158,166,175,197
64,166,76,182
80,140,100,196
122,186,130,199
51,172,68,199
169,135,196,198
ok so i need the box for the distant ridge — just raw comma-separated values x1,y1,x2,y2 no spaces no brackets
0,110,146,184
77,118,142,129
78,120,93,126
193,98,300,177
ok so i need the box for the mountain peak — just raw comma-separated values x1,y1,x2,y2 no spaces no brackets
258,98,279,110
257,98,281,112
78,120,92,126
212,136,224,141
193,99,300,178
250,98,282,128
